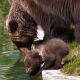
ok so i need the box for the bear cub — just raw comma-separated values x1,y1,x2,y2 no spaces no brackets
24,38,69,75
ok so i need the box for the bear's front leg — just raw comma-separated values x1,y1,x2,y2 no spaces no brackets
41,53,55,70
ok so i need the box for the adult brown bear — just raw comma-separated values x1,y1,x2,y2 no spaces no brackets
6,0,80,54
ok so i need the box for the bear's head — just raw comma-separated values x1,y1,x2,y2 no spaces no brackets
6,0,37,54
24,51,42,75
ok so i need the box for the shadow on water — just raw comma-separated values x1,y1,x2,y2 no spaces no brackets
0,0,42,80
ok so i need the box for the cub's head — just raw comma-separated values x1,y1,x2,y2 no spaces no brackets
24,51,42,75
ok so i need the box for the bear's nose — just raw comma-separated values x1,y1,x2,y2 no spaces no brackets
8,20,18,34
26,68,31,74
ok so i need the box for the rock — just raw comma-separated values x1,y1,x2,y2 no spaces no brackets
42,70,80,80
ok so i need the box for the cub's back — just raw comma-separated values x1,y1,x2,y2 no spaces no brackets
45,38,69,53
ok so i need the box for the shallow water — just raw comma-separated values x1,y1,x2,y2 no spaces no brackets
0,0,42,80
0,51,42,80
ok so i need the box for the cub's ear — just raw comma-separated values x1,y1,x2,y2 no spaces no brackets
19,48,30,55
32,52,40,58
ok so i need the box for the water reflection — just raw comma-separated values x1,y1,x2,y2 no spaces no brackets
0,51,42,80
4,57,28,80
0,65,10,80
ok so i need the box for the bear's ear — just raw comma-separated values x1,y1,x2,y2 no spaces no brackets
32,52,40,58
8,20,18,34
20,48,30,55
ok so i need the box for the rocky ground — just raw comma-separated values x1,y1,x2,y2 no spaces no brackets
42,70,80,80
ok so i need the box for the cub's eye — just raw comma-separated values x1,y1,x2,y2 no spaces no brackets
30,67,34,70
26,66,30,68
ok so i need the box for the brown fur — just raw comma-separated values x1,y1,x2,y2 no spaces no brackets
24,38,69,75
6,0,80,54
